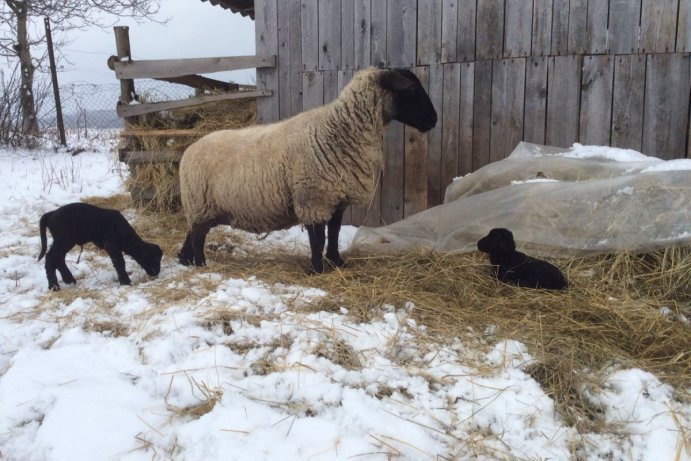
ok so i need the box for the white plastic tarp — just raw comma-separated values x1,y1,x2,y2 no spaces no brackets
351,142,691,257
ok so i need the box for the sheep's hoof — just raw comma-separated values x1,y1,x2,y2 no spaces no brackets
326,256,346,268
48,284,60,292
306,262,325,275
178,252,193,266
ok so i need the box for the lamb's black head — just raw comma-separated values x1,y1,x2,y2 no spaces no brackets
379,68,437,133
137,242,163,276
477,228,516,255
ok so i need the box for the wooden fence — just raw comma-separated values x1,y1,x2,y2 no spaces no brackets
254,0,691,226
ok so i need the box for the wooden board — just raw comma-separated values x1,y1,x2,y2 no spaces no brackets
546,55,581,148
586,0,609,54
531,0,553,57
524,56,548,144
302,70,324,110
117,91,271,118
253,0,279,123
550,0,569,55
404,66,430,218
568,0,588,54
319,1,341,70
504,0,533,58
458,62,475,176
381,120,406,225
288,0,303,116
341,0,354,70
642,53,690,159
300,0,319,71
640,0,678,53
353,0,371,69
677,0,691,52
611,54,645,151
609,0,641,54
112,55,276,80
490,58,526,162
387,0,416,68
277,0,292,119
442,63,461,190
370,2,387,68
416,0,442,65
457,0,477,62
472,60,492,170
579,55,614,146
476,0,504,59
323,70,339,103
427,63,444,207
441,0,459,62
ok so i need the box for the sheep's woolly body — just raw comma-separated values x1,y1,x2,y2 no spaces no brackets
179,68,386,233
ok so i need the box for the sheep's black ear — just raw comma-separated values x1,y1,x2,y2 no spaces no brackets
379,69,417,92
492,229,516,253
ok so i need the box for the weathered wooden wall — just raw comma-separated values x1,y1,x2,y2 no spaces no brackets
255,0,691,226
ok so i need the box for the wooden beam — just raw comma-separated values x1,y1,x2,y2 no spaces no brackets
112,55,276,80
119,149,183,164
120,129,208,137
155,75,240,91
116,90,271,118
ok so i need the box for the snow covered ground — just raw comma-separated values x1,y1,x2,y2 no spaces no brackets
0,144,689,460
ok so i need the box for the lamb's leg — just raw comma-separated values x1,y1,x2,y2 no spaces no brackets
306,223,326,274
44,245,65,291
325,207,346,268
178,233,194,266
104,240,131,285
57,259,77,285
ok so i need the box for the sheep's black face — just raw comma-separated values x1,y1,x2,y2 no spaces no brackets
380,69,437,133
477,228,516,254
138,243,163,276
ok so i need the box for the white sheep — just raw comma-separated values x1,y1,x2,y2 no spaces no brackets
177,67,437,273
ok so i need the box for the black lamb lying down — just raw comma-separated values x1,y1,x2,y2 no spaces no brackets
38,203,163,291
477,228,567,290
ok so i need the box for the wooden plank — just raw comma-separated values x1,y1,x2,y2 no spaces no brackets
255,0,279,124
579,55,614,146
404,66,429,218
458,62,475,176
353,0,371,69
117,90,272,118
112,55,276,80
319,1,341,70
532,0,553,57
441,0,458,62
381,120,405,225
550,0,569,55
288,0,303,116
490,58,526,162
677,0,691,52
155,75,239,91
386,0,417,68
341,0,354,69
120,129,206,137
301,0,319,70
302,70,324,110
119,150,183,164
457,0,477,62
442,63,461,190
611,54,645,151
416,0,442,65
568,0,588,54
504,0,533,58
609,0,641,54
640,0,678,53
476,0,504,59
323,70,339,103
586,0,609,54
642,54,690,159
472,60,493,170
546,55,581,148
370,1,387,68
277,0,292,119
524,57,548,144
427,63,444,207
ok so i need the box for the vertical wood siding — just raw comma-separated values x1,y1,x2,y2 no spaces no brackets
255,0,691,226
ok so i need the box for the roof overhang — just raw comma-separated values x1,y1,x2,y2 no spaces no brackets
201,0,255,19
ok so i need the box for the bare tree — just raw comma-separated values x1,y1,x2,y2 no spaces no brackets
0,0,163,142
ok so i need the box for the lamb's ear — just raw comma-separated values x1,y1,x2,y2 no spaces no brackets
379,69,416,92
495,233,516,253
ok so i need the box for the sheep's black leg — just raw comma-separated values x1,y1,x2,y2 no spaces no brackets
325,207,345,268
190,220,216,267
306,222,326,274
104,240,131,285
57,260,77,285
44,245,65,291
178,232,194,266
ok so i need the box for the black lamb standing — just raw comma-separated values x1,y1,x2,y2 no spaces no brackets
38,203,163,291
477,228,567,290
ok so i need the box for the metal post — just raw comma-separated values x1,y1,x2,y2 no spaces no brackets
44,17,66,146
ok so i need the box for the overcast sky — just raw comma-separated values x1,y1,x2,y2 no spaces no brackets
58,0,256,86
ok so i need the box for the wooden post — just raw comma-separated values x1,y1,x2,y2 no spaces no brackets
113,26,136,107
44,17,66,146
